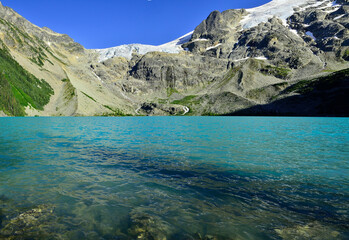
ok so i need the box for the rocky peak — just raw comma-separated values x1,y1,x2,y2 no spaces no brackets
191,9,246,41
182,9,246,55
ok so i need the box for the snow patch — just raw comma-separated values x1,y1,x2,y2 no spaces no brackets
240,0,320,29
95,31,193,62
192,38,209,42
206,43,222,51
289,29,299,36
254,56,268,60
239,0,336,29
91,71,102,82
319,0,341,13
334,14,345,20
299,0,328,11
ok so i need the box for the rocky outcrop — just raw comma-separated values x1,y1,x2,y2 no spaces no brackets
183,9,246,57
130,52,229,90
231,17,323,70
288,0,349,58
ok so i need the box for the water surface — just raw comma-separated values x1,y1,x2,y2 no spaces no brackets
0,117,348,239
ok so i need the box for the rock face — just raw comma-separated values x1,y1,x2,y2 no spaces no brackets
230,17,323,70
183,9,246,57
0,0,348,116
130,52,229,90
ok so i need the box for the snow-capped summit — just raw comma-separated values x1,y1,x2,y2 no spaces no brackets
240,0,335,29
95,0,339,62
95,31,193,62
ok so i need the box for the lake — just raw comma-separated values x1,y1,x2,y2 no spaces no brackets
0,117,348,239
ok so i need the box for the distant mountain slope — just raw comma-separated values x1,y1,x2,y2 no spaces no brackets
228,68,349,116
0,0,348,116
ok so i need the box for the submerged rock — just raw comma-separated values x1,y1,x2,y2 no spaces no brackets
0,204,55,238
193,232,219,240
127,212,172,240
275,222,341,240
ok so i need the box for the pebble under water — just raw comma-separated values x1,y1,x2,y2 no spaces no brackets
0,117,348,239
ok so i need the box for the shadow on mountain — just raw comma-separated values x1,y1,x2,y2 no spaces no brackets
228,69,349,117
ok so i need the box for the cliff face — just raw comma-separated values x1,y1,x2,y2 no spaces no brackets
0,0,348,116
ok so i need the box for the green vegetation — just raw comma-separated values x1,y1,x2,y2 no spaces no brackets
156,98,168,104
322,69,336,73
28,46,51,67
260,65,291,79
285,80,313,94
171,95,198,105
61,78,75,100
30,56,44,67
273,82,289,88
0,19,29,46
217,67,241,88
247,82,290,101
202,112,221,116
0,73,25,116
81,92,96,102
102,105,132,117
246,88,266,99
0,47,53,116
0,18,56,68
166,87,179,97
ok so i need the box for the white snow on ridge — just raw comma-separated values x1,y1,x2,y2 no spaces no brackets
96,0,341,62
96,31,193,62
240,0,323,29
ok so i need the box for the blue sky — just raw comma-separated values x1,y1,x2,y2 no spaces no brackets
1,0,270,49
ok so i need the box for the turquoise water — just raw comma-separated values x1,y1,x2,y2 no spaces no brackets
0,117,348,239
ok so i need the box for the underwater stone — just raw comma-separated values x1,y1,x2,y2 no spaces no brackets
275,221,341,240
0,204,55,237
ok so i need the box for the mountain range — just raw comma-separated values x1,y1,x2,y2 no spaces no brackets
0,0,348,117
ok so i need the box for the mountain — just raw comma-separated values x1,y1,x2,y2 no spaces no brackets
0,0,348,116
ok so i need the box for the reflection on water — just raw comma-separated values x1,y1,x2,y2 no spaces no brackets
0,117,348,239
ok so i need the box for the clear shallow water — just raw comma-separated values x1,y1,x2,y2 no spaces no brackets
0,117,348,239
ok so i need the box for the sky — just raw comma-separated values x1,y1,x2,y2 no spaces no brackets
1,0,270,49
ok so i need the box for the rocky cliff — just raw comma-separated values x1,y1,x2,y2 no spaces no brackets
0,0,348,116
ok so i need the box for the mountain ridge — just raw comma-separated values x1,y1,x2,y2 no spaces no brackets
0,0,348,116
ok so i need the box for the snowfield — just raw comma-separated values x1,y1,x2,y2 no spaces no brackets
240,0,325,29
95,31,193,62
